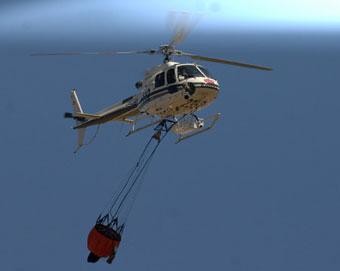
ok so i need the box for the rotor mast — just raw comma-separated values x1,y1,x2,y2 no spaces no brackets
160,45,175,63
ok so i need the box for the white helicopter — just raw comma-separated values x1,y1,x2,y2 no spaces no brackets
33,24,272,152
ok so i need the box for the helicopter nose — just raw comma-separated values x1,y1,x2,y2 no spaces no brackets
204,78,218,86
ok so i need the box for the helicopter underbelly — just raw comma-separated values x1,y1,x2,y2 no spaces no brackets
140,85,219,117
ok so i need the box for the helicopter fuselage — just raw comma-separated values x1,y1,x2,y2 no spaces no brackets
139,77,219,117
69,62,220,131
137,61,219,117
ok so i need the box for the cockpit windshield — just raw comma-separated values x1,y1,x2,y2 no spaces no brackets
198,66,213,78
177,65,204,80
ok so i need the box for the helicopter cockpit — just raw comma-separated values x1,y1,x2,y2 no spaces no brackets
177,64,212,80
148,64,214,91
197,66,212,78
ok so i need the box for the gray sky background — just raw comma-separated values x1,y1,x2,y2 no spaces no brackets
1,1,340,271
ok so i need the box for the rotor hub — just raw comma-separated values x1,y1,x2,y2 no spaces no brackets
159,45,184,63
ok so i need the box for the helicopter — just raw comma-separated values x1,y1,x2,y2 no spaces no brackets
32,21,272,152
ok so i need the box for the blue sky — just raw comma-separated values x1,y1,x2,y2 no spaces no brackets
1,1,340,270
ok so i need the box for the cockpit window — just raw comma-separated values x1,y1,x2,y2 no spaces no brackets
198,66,212,78
154,72,165,88
167,69,176,84
177,65,204,80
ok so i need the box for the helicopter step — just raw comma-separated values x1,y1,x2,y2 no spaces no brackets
173,113,221,143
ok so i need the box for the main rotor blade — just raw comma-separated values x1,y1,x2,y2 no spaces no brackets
185,54,273,71
30,50,158,57
169,25,191,47
168,12,201,48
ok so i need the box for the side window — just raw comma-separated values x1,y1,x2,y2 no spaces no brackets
166,69,176,84
155,72,165,88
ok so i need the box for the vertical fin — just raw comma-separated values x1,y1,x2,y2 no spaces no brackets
71,89,83,114
70,89,86,153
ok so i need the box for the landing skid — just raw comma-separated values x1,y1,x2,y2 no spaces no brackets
126,118,163,137
175,113,221,143
125,113,221,143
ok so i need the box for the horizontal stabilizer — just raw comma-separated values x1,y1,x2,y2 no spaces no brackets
73,112,101,120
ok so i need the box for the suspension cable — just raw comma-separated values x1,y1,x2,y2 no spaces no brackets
107,136,155,214
113,120,177,218
113,138,162,217
98,119,179,229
